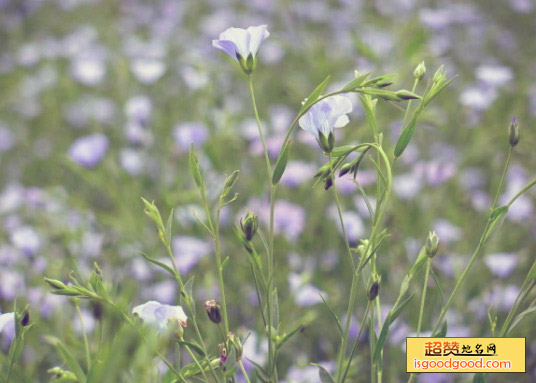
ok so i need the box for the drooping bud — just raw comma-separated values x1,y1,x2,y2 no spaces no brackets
367,278,380,301
204,300,222,324
508,117,520,147
21,310,30,327
339,163,352,177
432,65,447,84
413,61,426,81
324,175,333,190
240,210,258,241
425,231,439,258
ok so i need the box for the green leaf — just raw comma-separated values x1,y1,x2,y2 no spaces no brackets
311,363,335,383
183,276,195,316
139,251,175,276
410,247,428,277
272,288,279,330
165,208,174,247
177,340,205,357
394,115,418,158
507,306,536,334
341,71,371,91
330,145,360,157
490,205,509,220
189,144,203,189
276,323,305,349
45,336,86,383
299,76,330,115
390,293,415,323
319,294,343,338
220,256,230,271
272,140,292,185
432,321,448,338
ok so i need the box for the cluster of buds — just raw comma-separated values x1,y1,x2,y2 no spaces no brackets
204,300,222,324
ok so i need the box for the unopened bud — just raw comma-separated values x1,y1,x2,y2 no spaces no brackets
425,231,439,258
508,117,520,147
395,90,420,100
324,175,333,190
339,163,352,177
413,61,426,81
240,210,258,241
21,310,30,327
368,279,380,301
204,300,222,324
228,332,243,360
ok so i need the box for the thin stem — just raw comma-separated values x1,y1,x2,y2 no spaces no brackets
492,147,513,208
402,79,419,126
75,303,91,370
507,178,536,207
215,206,230,335
416,259,432,336
248,74,277,383
184,344,210,383
341,301,371,383
238,360,252,383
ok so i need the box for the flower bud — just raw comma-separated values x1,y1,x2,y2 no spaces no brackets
395,90,420,100
204,300,222,324
228,332,243,360
413,61,426,81
368,279,380,301
339,163,352,177
508,117,520,147
240,210,258,241
425,231,439,258
324,175,333,190
21,310,30,327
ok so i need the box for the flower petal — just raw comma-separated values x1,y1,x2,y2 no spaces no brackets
247,25,270,57
218,27,249,58
212,39,239,60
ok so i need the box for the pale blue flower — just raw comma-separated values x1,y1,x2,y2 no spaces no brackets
298,95,353,139
0,312,15,342
212,25,270,61
132,301,188,332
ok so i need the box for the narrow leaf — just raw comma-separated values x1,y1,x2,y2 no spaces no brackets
272,140,292,185
299,76,330,115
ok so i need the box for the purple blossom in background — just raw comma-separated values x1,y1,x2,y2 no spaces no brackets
130,58,166,84
70,56,106,86
289,273,326,306
329,208,365,245
484,253,518,278
475,64,513,88
69,133,109,168
484,284,520,311
125,95,152,125
433,219,462,244
10,225,41,256
0,124,15,152
280,161,316,188
120,148,144,175
171,235,211,274
172,122,208,151
213,25,270,61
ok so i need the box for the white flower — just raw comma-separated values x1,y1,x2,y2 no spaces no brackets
0,312,15,334
212,25,270,61
132,301,188,332
298,95,353,139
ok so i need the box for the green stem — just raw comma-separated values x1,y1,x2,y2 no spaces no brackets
184,344,210,383
238,360,252,383
248,74,277,383
492,147,513,208
341,301,371,383
75,303,91,370
416,259,432,336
